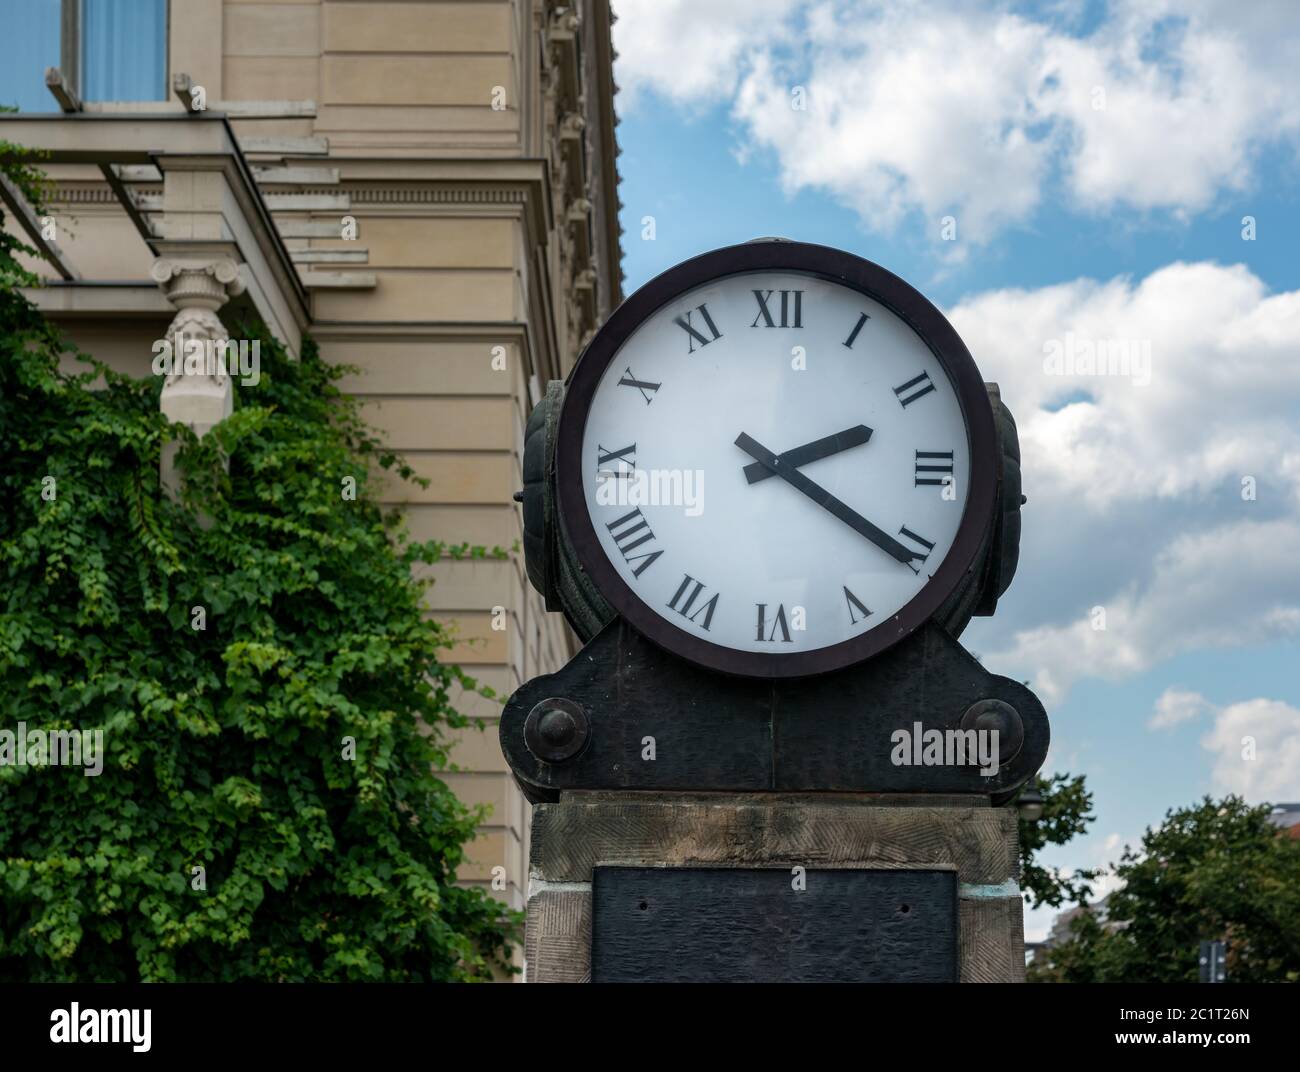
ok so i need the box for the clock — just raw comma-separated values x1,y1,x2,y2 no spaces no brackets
533,240,1009,679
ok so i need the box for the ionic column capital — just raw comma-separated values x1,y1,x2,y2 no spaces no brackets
150,256,245,312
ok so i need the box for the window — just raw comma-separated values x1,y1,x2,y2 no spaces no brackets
0,0,168,111
0,0,62,112
82,0,168,103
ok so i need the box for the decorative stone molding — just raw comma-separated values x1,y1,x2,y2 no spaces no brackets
559,112,586,140
548,7,580,40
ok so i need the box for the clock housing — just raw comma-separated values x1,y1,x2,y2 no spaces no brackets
525,240,1017,678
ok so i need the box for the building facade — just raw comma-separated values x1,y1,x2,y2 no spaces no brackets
0,0,623,970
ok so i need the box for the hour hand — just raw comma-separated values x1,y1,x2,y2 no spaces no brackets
734,431,919,569
742,424,873,484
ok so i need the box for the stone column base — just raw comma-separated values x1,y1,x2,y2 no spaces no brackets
525,791,1025,983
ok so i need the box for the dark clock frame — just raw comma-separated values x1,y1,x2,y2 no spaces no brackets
555,240,1000,679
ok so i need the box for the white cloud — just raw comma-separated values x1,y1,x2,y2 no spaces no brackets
1150,688,1214,730
611,0,793,107
953,261,1300,703
1202,698,1300,801
613,0,1300,241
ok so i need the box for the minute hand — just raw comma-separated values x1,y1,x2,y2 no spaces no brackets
734,431,920,569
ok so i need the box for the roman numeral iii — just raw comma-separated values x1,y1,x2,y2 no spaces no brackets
914,450,954,486
750,289,803,329
673,303,723,353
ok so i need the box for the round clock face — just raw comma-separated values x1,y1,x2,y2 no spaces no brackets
557,243,996,677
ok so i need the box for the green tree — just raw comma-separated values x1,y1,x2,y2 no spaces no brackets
1018,772,1099,909
1029,796,1300,983
0,147,517,981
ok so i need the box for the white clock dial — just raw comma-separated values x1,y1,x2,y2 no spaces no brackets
576,268,973,665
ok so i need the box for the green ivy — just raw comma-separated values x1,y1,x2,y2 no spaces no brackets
0,146,519,981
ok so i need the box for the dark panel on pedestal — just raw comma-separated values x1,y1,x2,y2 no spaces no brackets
591,866,957,983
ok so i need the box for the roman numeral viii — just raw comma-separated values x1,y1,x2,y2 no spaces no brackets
606,508,663,578
751,289,803,328
914,450,954,486
673,303,723,353
667,574,720,631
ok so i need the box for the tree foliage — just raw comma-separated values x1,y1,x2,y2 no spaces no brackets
0,148,517,981
1019,772,1098,909
1029,796,1300,983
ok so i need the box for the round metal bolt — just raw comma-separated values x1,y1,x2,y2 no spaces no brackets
524,697,590,764
959,698,1024,765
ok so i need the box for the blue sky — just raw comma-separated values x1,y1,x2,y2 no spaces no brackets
611,0,1300,939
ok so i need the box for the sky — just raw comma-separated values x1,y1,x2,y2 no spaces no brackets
610,0,1300,940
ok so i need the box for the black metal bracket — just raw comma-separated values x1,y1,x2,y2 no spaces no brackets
501,618,1048,805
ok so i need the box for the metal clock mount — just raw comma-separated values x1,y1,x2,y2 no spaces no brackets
502,240,1048,805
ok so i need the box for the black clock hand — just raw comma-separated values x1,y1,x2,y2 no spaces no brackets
734,431,920,569
742,424,873,484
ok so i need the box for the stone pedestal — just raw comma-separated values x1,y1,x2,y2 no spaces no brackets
525,792,1025,983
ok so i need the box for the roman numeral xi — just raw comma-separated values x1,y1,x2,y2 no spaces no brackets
673,303,723,353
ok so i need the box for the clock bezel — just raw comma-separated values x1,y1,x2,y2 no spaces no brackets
555,240,999,679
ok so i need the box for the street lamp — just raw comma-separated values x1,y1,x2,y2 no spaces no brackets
1017,778,1044,822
